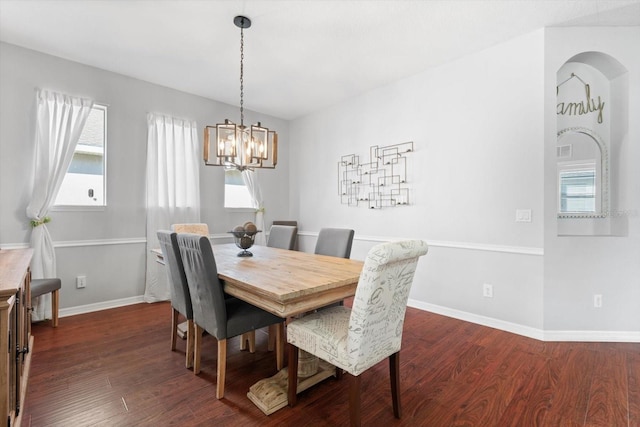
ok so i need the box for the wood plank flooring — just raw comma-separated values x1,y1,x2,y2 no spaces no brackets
21,302,639,426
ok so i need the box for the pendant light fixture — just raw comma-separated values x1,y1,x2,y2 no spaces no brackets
204,15,277,170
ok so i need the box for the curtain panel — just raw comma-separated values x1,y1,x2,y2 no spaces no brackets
26,89,94,320
144,113,200,302
241,169,266,246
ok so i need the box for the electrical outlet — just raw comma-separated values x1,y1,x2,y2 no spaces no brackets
593,294,602,308
516,209,532,223
483,283,493,298
76,275,87,289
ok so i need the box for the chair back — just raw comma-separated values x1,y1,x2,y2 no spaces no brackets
157,230,192,320
172,223,209,236
176,233,228,339
272,220,297,227
348,240,428,375
266,225,298,250
314,228,354,258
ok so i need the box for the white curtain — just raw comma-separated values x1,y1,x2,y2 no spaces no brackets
241,169,266,245
26,89,94,320
145,113,200,302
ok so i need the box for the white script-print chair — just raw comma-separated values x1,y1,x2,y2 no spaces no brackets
287,240,428,426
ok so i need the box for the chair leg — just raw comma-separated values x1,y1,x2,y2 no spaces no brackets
185,319,194,369
216,338,227,399
287,343,299,406
268,324,276,351
239,331,256,353
389,351,401,418
193,324,203,375
171,308,179,351
239,333,246,350
248,331,256,353
349,373,362,427
276,322,285,371
51,289,59,327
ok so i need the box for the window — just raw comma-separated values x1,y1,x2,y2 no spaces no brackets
224,169,253,209
559,167,596,213
55,104,107,207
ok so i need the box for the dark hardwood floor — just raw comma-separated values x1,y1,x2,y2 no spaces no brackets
22,302,639,426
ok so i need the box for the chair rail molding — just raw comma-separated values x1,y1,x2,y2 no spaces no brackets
297,231,543,256
0,234,232,250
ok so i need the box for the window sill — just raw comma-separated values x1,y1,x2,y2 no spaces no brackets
51,205,106,212
224,207,256,212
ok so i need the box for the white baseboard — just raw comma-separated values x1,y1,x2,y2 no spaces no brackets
59,295,146,318
409,299,545,341
408,299,640,343
542,329,640,342
58,295,639,343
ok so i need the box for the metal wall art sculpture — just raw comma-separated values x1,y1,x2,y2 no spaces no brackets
338,141,414,209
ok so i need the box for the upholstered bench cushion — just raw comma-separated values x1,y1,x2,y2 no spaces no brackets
31,278,62,298
287,305,351,371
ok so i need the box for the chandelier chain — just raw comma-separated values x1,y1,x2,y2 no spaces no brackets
240,25,244,127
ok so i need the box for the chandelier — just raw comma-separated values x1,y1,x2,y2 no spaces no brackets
204,15,277,170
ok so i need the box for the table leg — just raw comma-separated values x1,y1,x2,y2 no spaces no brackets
297,349,319,377
246,348,336,415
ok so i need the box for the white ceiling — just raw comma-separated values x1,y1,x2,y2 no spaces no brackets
1,0,639,120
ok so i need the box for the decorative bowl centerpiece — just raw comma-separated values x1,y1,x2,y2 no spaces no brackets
228,221,261,257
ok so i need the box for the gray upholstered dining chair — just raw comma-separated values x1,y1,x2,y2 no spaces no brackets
315,228,355,309
157,230,194,369
315,228,354,258
176,233,285,399
266,225,297,250
171,222,255,352
264,223,298,349
30,278,62,327
287,240,428,427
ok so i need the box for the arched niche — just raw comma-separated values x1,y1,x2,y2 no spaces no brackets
556,51,628,236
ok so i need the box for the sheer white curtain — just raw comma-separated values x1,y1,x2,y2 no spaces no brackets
241,169,266,245
26,89,94,320
145,113,200,302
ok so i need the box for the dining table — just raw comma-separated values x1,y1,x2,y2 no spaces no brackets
154,241,364,414
213,243,363,317
215,242,364,414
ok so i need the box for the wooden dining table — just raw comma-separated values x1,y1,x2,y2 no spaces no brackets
212,243,364,318
213,243,365,414
154,241,364,414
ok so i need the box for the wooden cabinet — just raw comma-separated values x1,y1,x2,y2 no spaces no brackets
1,249,33,427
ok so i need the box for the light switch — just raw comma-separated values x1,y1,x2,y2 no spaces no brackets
516,209,532,223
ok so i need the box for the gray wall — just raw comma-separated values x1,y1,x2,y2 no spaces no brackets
2,24,638,340
543,27,640,336
290,26,639,340
0,42,290,310
290,29,546,333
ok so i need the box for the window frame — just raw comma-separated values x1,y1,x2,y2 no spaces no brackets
557,161,598,215
223,168,255,210
52,103,108,211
